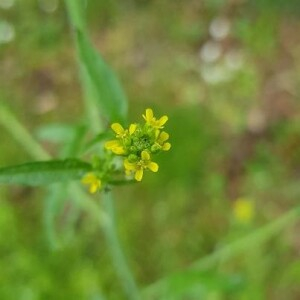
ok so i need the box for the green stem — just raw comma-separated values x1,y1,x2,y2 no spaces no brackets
102,192,141,300
143,206,300,298
63,2,140,299
191,206,300,270
0,102,50,160
64,0,86,32
0,103,128,300
69,188,140,299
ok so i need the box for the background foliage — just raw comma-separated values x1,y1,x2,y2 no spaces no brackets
1,0,300,299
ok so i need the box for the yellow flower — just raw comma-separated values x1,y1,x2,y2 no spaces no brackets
233,198,254,224
129,123,137,135
111,123,137,138
105,140,125,155
156,131,171,151
105,123,137,155
111,123,127,138
124,150,159,181
143,108,168,129
81,173,101,194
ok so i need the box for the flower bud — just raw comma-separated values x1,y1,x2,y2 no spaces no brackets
128,154,138,163
130,146,137,152
124,137,131,146
151,143,161,153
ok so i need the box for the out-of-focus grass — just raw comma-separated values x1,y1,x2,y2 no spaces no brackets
1,0,300,299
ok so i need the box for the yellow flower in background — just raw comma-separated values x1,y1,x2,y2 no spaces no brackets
81,173,102,194
233,198,255,224
143,108,168,129
124,150,159,181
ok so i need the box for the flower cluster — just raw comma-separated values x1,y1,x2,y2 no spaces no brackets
81,108,170,193
105,108,171,182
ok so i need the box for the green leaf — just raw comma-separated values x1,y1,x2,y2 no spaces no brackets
76,30,128,123
35,123,77,143
0,159,92,186
143,270,244,299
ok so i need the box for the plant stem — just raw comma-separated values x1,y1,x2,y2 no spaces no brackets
63,2,140,299
69,187,140,299
143,206,300,297
102,192,141,300
0,104,120,300
0,102,50,160
191,206,300,270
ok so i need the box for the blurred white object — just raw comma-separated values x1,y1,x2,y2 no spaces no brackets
224,50,244,71
200,64,232,85
209,17,230,40
35,92,58,114
0,20,15,44
0,0,15,9
199,40,222,63
38,0,59,13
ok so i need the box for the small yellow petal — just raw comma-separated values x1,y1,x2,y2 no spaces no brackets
155,129,160,139
158,115,168,127
111,123,125,135
162,142,171,151
148,162,159,172
145,108,153,122
105,140,120,149
124,159,136,171
135,168,144,181
81,173,95,184
112,146,125,155
129,123,137,135
90,180,101,194
81,173,101,194
141,150,150,161
159,131,169,143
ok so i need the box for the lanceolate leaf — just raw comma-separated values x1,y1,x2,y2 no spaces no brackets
76,30,128,124
0,159,92,186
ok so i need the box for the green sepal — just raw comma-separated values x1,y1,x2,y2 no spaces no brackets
0,159,92,186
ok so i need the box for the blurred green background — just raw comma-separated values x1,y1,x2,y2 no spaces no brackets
1,0,300,299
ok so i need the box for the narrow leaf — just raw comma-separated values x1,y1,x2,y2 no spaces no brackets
0,159,92,186
76,30,128,123
35,123,77,143
143,271,243,299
